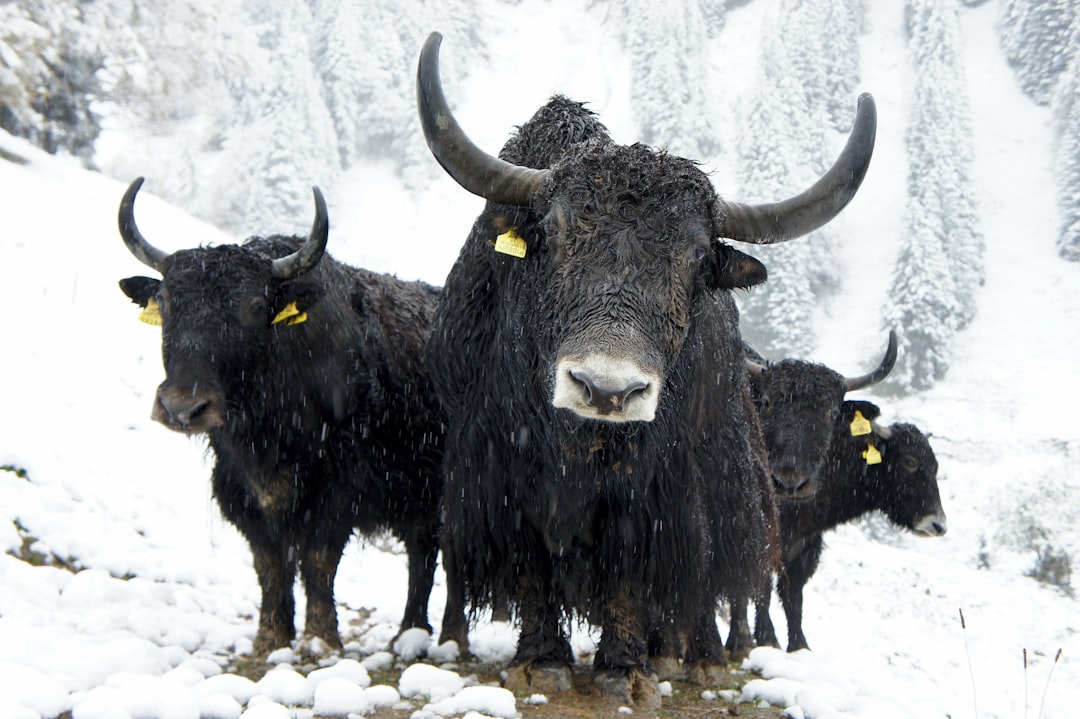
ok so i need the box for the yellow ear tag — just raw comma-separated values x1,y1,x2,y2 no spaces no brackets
863,443,882,465
494,227,527,258
849,410,872,437
139,298,162,326
272,301,307,326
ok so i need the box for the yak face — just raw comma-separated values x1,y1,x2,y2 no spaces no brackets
540,142,767,422
120,242,322,434
874,423,947,537
750,361,847,498
117,177,329,435
838,400,947,538
747,332,896,497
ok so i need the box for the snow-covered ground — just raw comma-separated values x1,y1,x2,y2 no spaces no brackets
1,1,1078,718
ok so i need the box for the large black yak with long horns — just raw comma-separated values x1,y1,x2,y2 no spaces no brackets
416,31,876,708
116,179,461,655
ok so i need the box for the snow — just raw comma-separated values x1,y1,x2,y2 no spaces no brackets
1,1,1078,718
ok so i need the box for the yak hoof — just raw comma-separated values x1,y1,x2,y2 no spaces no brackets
252,629,295,658
685,660,727,687
298,635,340,659
650,655,684,682
592,669,661,711
504,662,573,694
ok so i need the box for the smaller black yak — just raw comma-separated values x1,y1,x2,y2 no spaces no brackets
753,399,948,652
721,333,898,659
116,178,458,655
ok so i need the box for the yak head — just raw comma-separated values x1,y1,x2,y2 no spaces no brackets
417,32,876,424
839,400,948,537
117,178,329,434
746,331,897,498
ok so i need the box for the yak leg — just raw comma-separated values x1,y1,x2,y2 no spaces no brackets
504,573,574,694
683,605,727,686
437,540,470,655
753,580,780,648
647,617,685,682
397,524,438,637
780,534,824,652
250,537,298,656
593,585,661,712
298,530,350,652
725,593,755,661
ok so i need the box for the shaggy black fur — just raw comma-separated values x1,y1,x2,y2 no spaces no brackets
427,96,779,691
120,234,456,654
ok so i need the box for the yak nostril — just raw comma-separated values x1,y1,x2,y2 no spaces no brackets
178,399,211,426
569,369,648,414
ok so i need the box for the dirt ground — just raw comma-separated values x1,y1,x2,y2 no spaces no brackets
228,654,787,719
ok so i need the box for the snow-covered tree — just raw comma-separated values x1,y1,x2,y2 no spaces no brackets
882,209,960,392
216,2,340,235
85,0,260,216
736,33,818,357
313,0,417,169
609,0,719,159
1053,38,1080,261
0,0,102,161
774,0,865,299
999,0,1078,105
882,0,983,393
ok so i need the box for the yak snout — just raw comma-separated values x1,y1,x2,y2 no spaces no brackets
913,512,948,537
771,463,818,499
553,355,660,422
152,382,226,434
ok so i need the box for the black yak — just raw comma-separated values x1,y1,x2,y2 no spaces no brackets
416,31,876,707
753,399,947,652
720,333,898,660
116,178,458,655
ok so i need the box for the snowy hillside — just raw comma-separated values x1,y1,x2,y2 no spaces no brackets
1,1,1078,718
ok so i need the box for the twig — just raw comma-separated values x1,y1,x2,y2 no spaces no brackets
1037,648,1062,719
959,609,978,719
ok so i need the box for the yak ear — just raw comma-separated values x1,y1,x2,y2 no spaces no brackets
841,399,882,422
708,243,768,291
119,276,160,308
277,280,324,314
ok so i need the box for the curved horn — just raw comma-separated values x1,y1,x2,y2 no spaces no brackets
744,356,767,378
270,187,329,280
843,330,898,392
715,93,877,244
118,177,170,272
869,420,893,440
417,31,549,206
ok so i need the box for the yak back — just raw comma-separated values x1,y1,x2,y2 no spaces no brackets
206,236,443,532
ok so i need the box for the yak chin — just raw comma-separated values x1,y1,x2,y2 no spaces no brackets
551,354,661,423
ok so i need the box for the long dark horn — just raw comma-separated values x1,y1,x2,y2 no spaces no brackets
417,32,549,206
843,330,898,391
271,187,329,279
715,93,877,244
118,177,169,272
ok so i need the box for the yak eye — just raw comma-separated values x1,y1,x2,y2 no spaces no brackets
900,455,919,473
248,297,268,318
692,244,709,262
